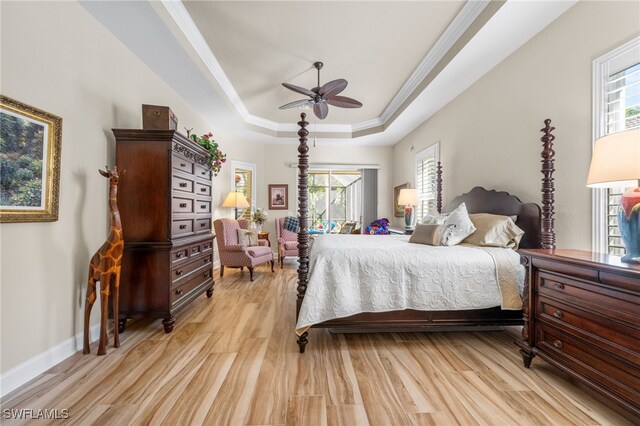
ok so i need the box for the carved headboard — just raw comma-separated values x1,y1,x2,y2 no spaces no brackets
443,186,542,249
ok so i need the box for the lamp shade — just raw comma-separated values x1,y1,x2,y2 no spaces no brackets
587,128,640,188
222,191,250,208
398,188,420,205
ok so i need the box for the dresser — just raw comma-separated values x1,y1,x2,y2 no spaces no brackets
113,129,215,333
517,249,640,417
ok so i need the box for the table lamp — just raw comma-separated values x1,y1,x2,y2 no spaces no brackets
398,188,420,231
587,128,640,263
222,191,250,219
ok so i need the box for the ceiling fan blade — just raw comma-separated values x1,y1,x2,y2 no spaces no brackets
313,100,329,120
319,79,347,97
282,82,315,97
325,95,362,109
279,99,313,110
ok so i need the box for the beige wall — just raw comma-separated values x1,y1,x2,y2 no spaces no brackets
261,143,394,247
0,1,264,374
392,1,640,249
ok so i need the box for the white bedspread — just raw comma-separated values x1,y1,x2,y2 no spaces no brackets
295,234,525,334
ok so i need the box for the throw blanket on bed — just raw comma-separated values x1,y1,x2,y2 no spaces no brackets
295,234,524,336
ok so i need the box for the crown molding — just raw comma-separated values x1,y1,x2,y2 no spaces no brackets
160,0,488,138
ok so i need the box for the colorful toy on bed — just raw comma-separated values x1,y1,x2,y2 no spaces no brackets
365,218,390,235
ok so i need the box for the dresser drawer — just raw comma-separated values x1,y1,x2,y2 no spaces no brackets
172,197,193,214
173,175,194,194
195,200,211,214
172,219,193,238
195,182,211,197
195,218,211,233
195,164,211,180
536,323,640,406
171,267,213,307
538,271,640,325
202,240,213,253
190,242,203,257
172,155,194,175
537,296,640,364
171,247,190,265
171,254,213,284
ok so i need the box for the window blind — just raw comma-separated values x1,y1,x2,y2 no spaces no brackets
604,62,639,255
415,144,439,221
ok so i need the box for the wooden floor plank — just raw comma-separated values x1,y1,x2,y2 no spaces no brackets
2,266,638,425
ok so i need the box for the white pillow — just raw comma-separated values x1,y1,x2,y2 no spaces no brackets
443,202,476,246
420,209,449,225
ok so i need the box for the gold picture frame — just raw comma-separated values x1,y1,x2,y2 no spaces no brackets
0,95,62,222
394,183,409,217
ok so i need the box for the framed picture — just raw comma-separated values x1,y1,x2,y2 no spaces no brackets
268,184,288,210
0,95,62,223
394,183,409,217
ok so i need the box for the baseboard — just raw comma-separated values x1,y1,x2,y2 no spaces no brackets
0,323,101,398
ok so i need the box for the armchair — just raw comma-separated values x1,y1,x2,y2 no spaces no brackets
276,217,299,268
213,218,274,281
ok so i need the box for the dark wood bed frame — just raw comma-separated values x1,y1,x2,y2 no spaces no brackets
295,115,557,353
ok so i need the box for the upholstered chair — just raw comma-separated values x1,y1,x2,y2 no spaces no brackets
213,218,274,281
276,217,299,268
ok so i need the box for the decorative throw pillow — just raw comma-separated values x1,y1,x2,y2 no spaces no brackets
283,216,300,233
442,202,476,246
420,209,449,225
409,224,456,246
464,213,525,248
237,229,259,247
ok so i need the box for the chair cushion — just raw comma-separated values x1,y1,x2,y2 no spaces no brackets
284,241,298,250
247,246,272,258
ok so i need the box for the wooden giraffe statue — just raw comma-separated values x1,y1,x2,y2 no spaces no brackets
83,166,125,356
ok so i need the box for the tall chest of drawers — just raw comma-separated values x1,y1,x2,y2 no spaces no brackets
113,129,215,333
517,249,640,417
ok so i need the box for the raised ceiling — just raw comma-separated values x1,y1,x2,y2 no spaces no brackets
183,0,465,125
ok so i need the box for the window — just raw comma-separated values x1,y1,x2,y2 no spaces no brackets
593,37,640,255
307,169,362,234
230,161,256,220
415,143,440,221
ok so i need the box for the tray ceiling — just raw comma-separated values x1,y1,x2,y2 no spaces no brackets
183,0,465,125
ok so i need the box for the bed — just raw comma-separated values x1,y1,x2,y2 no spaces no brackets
293,115,557,352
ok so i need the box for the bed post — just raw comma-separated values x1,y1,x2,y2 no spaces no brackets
436,161,443,214
540,119,556,249
296,113,310,353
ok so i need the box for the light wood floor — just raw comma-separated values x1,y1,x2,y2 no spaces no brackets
2,264,637,425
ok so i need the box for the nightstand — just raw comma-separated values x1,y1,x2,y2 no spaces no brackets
517,249,640,417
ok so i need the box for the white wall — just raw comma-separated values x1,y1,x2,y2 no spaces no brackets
0,1,264,379
261,143,394,247
392,0,640,249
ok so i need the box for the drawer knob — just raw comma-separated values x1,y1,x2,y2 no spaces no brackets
200,188,207,192
180,163,186,167
200,222,206,227
205,272,210,278
176,270,183,276
176,252,184,258
553,340,563,349
200,205,207,209
179,182,187,188
204,244,211,249
204,257,210,263
192,248,200,254
554,283,564,290
553,310,563,319
175,289,183,295
179,224,187,230
201,171,206,175
180,203,187,208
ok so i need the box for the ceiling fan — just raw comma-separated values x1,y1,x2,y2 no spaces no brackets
279,61,362,120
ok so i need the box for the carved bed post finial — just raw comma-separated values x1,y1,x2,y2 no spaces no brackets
436,161,443,214
296,113,310,353
540,119,556,250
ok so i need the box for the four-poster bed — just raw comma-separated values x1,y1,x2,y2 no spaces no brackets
294,114,557,353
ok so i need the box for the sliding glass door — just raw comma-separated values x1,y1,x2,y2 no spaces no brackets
308,169,362,234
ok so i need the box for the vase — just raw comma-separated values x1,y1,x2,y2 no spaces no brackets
255,224,262,232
